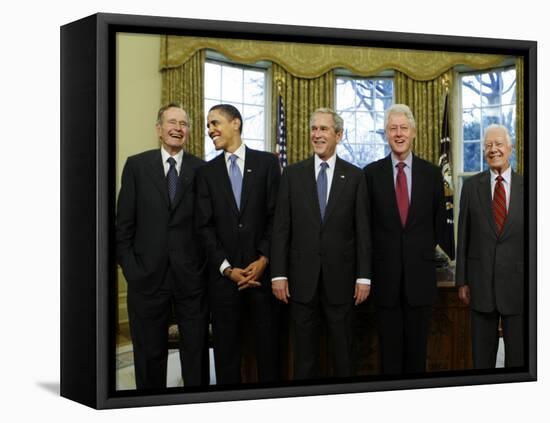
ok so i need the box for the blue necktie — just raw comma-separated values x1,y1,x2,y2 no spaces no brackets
167,157,178,205
317,161,328,220
229,154,242,209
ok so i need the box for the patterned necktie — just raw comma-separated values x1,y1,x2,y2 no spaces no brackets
317,161,328,220
229,154,242,209
395,162,409,227
167,156,178,205
493,175,507,234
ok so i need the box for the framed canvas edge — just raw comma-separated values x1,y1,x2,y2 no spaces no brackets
60,12,537,410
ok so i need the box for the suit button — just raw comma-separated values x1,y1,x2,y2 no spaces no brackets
238,224,244,229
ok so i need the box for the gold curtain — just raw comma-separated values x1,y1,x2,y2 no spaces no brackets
394,70,453,165
515,56,524,175
271,63,335,164
161,50,206,158
161,35,507,81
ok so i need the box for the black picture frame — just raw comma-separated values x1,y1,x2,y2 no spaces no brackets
60,12,537,409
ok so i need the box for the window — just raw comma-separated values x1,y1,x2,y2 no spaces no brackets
335,77,394,169
459,67,516,174
204,60,268,161
455,66,516,204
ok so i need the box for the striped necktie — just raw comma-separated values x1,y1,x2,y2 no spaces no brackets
493,175,507,234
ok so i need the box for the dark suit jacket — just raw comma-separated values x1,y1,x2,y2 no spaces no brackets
195,147,280,287
455,170,524,315
271,156,372,305
364,154,447,308
116,149,206,295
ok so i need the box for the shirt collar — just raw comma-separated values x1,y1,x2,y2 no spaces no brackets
489,165,512,183
224,142,246,163
161,147,184,166
314,153,337,170
391,152,413,169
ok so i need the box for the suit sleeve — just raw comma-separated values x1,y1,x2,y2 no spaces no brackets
270,167,291,278
455,179,471,287
257,154,281,259
115,157,143,281
355,171,372,279
195,168,228,270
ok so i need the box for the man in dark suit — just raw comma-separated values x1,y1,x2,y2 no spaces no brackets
195,104,280,385
271,108,371,380
456,124,524,368
364,104,448,375
116,102,208,389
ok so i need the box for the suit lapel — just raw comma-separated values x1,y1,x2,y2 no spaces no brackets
477,170,498,236
300,156,321,221
146,150,170,207
239,147,256,213
170,153,193,211
406,155,423,229
500,171,522,239
381,155,402,227
214,152,240,215
323,157,347,224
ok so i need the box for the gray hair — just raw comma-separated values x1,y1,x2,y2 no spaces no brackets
384,104,416,130
483,124,512,147
310,108,344,133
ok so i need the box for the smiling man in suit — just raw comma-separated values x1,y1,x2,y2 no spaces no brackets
195,104,280,385
456,124,524,369
116,102,208,389
364,103,448,375
271,108,372,380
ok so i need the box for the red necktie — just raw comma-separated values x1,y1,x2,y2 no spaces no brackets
395,162,409,227
493,175,507,234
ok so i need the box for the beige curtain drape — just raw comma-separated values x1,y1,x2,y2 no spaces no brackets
161,50,206,158
394,70,454,165
270,64,335,164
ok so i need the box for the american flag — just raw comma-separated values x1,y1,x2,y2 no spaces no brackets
438,93,455,260
276,94,287,169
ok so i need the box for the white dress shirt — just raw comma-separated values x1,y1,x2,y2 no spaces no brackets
161,147,184,176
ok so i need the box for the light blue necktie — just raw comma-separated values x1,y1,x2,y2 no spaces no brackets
229,154,242,209
317,161,328,220
167,157,178,206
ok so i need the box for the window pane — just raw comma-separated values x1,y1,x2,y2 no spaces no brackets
501,69,517,105
243,70,265,106
463,142,481,172
463,108,481,141
481,106,501,131
336,79,356,111
462,75,481,109
204,62,221,99
356,111,374,142
242,105,264,141
221,66,243,103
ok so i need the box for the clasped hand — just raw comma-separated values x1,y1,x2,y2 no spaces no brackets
227,256,268,291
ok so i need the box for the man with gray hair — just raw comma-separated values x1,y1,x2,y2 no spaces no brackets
271,107,372,379
364,103,448,374
456,124,524,368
